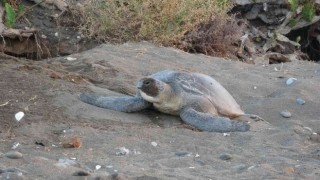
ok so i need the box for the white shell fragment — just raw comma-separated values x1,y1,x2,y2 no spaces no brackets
286,78,297,85
95,165,101,170
15,111,25,122
66,57,77,61
223,133,230,137
12,142,20,150
151,142,158,147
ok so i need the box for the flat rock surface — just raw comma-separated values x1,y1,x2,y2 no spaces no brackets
0,42,320,179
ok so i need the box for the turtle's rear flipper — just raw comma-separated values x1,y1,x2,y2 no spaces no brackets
180,108,250,133
79,93,151,112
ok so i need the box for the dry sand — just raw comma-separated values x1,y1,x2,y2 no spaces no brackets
0,42,320,179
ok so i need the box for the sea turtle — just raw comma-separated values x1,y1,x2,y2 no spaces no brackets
80,70,255,132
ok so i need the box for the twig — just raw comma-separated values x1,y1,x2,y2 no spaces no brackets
0,100,10,107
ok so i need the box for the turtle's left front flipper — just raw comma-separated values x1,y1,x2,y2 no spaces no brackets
80,93,151,112
180,108,250,133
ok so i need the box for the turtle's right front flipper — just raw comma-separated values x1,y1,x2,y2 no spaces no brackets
180,108,250,133
80,93,151,112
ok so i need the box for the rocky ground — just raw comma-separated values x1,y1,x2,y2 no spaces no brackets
0,42,320,179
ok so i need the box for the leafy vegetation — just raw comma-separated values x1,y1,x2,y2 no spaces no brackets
302,1,316,22
288,0,299,12
1,0,25,28
288,0,316,22
4,3,16,28
288,19,298,27
217,0,229,9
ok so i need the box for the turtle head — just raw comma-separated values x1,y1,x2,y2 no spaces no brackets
137,78,166,103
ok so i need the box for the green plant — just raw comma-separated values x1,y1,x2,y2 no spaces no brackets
288,18,298,27
288,0,299,12
18,3,24,14
2,1,25,28
5,3,16,28
302,1,315,22
217,0,229,9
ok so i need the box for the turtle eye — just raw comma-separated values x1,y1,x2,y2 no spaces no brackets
144,80,150,85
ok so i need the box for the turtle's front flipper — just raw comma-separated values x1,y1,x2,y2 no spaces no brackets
180,108,250,133
80,93,151,112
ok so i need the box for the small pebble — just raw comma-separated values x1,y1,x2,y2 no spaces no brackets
175,151,192,157
286,78,297,85
232,164,247,173
5,151,23,159
219,153,232,161
151,142,158,147
54,32,59,37
309,134,320,143
296,98,305,105
280,111,291,118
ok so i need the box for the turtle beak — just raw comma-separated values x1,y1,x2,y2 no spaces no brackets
137,80,143,89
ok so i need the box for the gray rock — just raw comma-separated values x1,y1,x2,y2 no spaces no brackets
175,151,192,157
5,151,23,159
296,98,306,105
219,153,232,160
286,78,297,85
232,164,247,173
280,111,291,118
